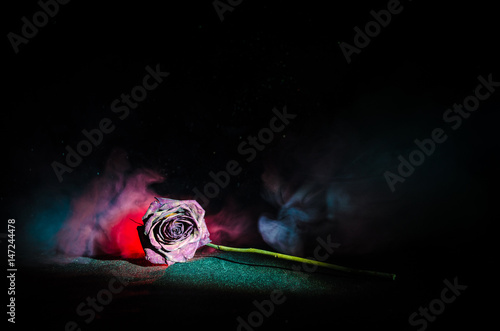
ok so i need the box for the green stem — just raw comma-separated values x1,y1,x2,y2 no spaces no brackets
205,243,396,281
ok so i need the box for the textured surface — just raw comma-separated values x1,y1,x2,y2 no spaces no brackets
16,243,489,331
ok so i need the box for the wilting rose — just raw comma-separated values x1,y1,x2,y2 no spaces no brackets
139,197,210,265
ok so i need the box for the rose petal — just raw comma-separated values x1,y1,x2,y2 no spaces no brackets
142,198,163,221
144,247,175,265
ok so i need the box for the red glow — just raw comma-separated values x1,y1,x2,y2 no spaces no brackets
56,149,163,258
109,209,147,259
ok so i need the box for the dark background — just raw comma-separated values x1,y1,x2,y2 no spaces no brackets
2,0,499,330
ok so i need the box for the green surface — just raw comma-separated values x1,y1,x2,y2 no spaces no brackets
19,250,406,330
13,244,490,331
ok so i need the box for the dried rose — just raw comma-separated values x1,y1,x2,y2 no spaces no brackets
139,197,210,265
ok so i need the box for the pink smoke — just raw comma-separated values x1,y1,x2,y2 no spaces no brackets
56,149,164,258
204,197,264,248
